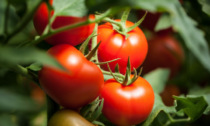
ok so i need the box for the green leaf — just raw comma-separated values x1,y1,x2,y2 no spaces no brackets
174,96,208,121
142,93,176,126
27,62,42,71
188,86,210,115
53,0,87,17
0,89,39,112
142,94,208,126
0,0,6,35
143,68,170,93
9,0,27,18
0,114,17,126
154,13,172,31
198,0,210,16
136,0,210,72
0,45,63,70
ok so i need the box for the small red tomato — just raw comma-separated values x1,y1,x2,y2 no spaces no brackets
97,20,148,74
100,76,154,126
39,44,104,109
142,35,184,77
33,0,95,46
160,84,180,106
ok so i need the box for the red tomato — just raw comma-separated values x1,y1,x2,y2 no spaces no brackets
160,84,180,106
38,44,104,109
97,20,148,74
100,76,154,126
33,0,95,46
142,35,184,77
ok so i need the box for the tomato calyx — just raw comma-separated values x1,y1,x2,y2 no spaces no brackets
103,9,147,39
107,57,142,86
79,22,121,65
80,98,104,122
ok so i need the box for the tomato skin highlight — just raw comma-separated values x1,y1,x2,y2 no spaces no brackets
33,0,95,46
100,76,154,126
97,20,148,74
48,109,94,126
142,35,184,77
38,44,104,109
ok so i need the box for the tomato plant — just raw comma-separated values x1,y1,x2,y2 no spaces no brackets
142,34,184,77
48,109,94,126
0,0,210,126
97,20,148,74
38,44,104,109
100,75,154,126
33,0,95,46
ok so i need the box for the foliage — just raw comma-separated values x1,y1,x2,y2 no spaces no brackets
0,0,210,126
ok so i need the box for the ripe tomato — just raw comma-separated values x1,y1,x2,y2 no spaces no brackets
33,0,95,46
48,109,94,126
142,35,184,77
160,84,180,106
100,76,154,126
38,44,104,109
97,20,148,74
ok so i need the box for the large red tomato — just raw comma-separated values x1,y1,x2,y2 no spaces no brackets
38,44,104,109
100,76,154,126
33,0,95,46
97,20,148,74
142,35,184,77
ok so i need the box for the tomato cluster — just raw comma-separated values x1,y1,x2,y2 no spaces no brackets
34,0,154,125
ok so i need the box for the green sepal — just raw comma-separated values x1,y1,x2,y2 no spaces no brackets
86,41,101,61
114,63,120,73
106,63,122,83
122,57,131,86
126,11,147,32
79,31,97,54
80,98,104,122
94,58,120,65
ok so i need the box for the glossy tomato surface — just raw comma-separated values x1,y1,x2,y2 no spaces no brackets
142,35,184,77
33,0,95,46
39,44,104,109
97,20,148,74
48,109,94,126
100,76,154,126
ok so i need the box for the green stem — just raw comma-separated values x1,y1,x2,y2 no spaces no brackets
164,113,190,126
102,70,124,80
89,23,99,63
5,0,43,43
29,7,119,46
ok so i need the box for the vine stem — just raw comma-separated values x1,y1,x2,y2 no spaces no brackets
102,70,124,80
29,7,120,46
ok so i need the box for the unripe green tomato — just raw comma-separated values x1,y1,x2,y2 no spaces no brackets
48,109,94,126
